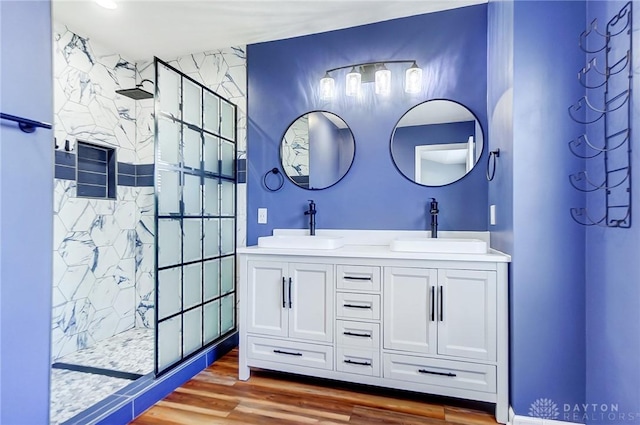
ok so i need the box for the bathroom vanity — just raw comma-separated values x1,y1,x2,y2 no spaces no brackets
237,229,510,424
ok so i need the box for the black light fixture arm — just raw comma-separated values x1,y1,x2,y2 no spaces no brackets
325,60,418,74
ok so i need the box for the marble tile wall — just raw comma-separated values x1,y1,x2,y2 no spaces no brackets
52,24,154,360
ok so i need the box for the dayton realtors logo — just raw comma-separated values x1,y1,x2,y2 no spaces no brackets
530,398,639,422
529,398,560,419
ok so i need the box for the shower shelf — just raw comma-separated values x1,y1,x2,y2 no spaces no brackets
568,1,633,228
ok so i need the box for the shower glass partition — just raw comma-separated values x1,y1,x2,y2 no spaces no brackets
154,58,237,375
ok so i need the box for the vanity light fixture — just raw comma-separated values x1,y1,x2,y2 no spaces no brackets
320,60,422,99
345,67,361,97
405,61,423,94
375,64,391,95
319,72,335,100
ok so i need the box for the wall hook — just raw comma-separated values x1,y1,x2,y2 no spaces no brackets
486,149,500,181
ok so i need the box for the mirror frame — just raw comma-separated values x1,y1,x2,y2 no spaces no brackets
279,110,356,190
389,98,485,187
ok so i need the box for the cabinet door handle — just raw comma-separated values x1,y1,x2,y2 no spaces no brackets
343,276,372,281
343,304,372,309
439,285,443,322
282,277,286,308
418,369,456,377
343,331,371,338
344,359,372,366
273,349,302,357
430,286,435,322
288,277,292,309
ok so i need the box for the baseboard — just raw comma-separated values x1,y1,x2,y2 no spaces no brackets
511,413,584,425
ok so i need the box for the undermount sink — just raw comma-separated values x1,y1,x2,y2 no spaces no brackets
257,235,345,250
390,237,487,254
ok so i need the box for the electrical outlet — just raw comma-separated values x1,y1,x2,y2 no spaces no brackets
258,208,267,224
490,204,496,226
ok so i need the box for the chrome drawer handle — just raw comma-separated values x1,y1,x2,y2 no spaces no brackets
343,304,372,309
273,349,302,357
344,359,372,366
343,276,372,281
418,369,456,377
343,331,371,338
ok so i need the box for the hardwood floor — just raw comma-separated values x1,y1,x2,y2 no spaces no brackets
131,349,499,425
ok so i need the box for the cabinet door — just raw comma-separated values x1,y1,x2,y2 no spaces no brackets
288,263,334,343
246,260,288,337
383,267,437,354
437,269,497,361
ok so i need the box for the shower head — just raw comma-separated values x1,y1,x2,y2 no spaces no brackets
116,79,154,100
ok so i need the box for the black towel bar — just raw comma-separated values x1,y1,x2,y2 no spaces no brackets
0,112,52,133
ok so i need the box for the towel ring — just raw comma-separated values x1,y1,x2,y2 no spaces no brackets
486,149,500,181
263,168,285,192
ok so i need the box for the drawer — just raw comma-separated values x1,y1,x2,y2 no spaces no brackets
247,336,333,371
336,292,381,320
336,320,380,349
337,347,380,377
337,265,381,291
383,353,496,393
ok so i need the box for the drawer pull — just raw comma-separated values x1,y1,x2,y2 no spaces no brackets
418,369,456,377
273,349,302,357
343,276,372,281
343,331,371,338
344,359,372,366
343,304,372,309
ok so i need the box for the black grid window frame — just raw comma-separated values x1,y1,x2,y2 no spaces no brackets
154,57,238,377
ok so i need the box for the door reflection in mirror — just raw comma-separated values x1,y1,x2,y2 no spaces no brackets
391,100,483,187
280,111,355,190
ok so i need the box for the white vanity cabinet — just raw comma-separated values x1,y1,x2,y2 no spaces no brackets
238,233,510,424
384,267,496,360
246,260,334,342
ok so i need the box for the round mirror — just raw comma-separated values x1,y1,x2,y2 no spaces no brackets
280,111,355,190
390,99,484,186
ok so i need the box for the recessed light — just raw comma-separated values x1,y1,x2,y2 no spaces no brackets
94,0,117,10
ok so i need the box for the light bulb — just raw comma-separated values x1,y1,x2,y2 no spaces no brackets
319,73,335,100
345,67,361,97
404,62,423,94
375,65,391,95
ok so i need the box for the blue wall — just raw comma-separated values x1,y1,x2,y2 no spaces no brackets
247,5,488,245
498,0,587,418
585,1,640,422
512,0,587,414
393,121,475,179
0,1,54,423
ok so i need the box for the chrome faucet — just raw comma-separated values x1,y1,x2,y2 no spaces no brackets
304,200,316,236
429,198,439,238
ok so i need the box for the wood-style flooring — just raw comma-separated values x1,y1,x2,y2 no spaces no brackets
131,349,499,425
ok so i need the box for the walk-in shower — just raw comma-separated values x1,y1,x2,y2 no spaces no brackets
50,44,238,423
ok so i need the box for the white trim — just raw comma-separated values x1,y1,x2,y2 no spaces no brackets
510,413,584,425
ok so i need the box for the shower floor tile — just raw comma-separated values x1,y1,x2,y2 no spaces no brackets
50,369,131,425
56,327,154,374
50,328,154,424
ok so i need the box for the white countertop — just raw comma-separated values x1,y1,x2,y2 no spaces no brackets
237,229,511,263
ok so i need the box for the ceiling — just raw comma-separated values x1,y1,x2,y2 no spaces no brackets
53,0,487,62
